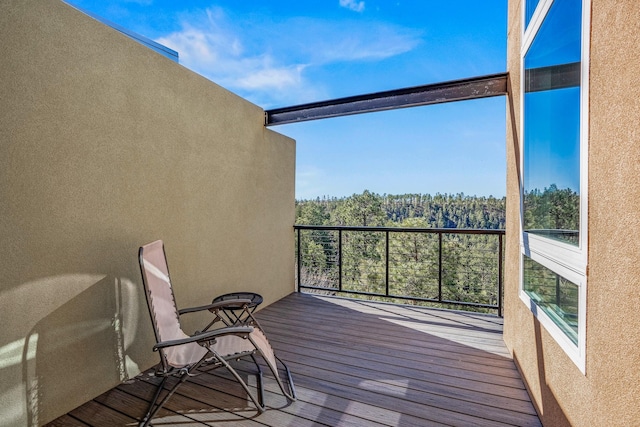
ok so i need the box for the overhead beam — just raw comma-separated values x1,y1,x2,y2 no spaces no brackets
264,72,508,126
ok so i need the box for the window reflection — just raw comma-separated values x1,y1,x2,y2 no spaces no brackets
523,256,579,344
524,0,582,246
525,0,542,28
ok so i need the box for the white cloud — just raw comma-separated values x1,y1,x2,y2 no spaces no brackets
235,63,307,90
161,25,302,91
154,7,421,107
340,0,365,13
308,23,421,63
155,8,317,106
269,16,422,65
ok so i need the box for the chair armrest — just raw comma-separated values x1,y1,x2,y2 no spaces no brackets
178,299,253,315
153,326,254,351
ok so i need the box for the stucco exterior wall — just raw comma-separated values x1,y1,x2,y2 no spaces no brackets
504,1,640,425
0,1,295,425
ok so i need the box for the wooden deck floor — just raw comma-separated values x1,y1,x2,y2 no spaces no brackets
47,293,540,427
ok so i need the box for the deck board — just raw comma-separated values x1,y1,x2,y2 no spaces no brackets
47,293,540,427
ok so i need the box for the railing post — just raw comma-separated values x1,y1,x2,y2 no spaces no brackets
498,233,503,317
338,229,343,292
297,228,301,292
438,231,443,302
555,274,561,309
385,230,390,297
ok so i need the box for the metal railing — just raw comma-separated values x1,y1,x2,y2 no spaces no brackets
295,225,505,316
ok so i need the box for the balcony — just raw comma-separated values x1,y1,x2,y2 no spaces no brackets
4,1,640,426
48,292,540,426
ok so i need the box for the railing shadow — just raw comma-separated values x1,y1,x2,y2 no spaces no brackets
254,292,541,426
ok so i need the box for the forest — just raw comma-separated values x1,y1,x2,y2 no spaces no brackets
294,191,507,312
295,190,506,229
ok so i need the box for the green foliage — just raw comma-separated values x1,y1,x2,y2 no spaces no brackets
523,184,579,244
331,190,387,226
342,230,386,294
296,190,506,228
296,201,330,226
388,230,439,299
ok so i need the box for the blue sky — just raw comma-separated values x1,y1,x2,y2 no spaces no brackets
67,0,508,199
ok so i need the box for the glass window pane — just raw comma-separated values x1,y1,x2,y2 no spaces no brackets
525,0,542,28
523,256,579,344
523,0,582,246
525,0,582,69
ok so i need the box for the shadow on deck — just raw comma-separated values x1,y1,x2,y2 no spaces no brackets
47,292,540,427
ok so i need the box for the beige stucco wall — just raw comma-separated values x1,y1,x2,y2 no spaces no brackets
0,1,295,425
504,1,640,425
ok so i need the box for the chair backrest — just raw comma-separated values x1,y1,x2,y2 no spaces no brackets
139,240,204,368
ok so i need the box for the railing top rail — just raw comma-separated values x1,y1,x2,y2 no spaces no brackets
294,224,505,235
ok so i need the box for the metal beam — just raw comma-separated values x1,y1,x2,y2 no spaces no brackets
264,72,508,126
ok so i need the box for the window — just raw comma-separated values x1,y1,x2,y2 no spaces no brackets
520,0,589,372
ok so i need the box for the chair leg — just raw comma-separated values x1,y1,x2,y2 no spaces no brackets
140,375,168,427
140,374,188,427
250,354,265,407
140,366,200,426
248,337,296,402
276,355,297,401
212,351,266,413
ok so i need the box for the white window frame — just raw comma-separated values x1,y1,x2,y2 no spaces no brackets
519,0,590,374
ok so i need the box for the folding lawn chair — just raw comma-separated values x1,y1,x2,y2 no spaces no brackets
138,240,295,426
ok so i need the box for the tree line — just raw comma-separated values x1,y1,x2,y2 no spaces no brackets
296,190,506,229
